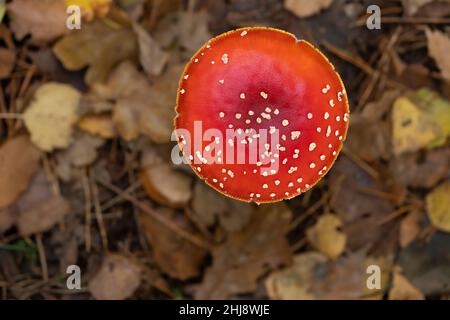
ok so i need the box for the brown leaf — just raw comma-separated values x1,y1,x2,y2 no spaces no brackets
310,250,368,299
0,208,16,234
390,148,450,189
54,132,105,181
265,252,326,300
0,135,41,209
346,90,400,161
89,254,141,300
190,181,252,232
329,157,397,253
100,61,177,143
18,195,70,236
140,147,192,208
284,0,333,18
177,10,211,55
399,210,423,248
140,207,207,281
398,232,450,296
266,250,368,300
53,22,138,85
426,28,450,81
194,203,292,299
7,0,67,43
133,23,169,77
0,48,15,79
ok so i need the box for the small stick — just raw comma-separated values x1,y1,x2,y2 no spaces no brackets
35,234,48,282
96,177,212,250
82,169,92,252
92,180,109,252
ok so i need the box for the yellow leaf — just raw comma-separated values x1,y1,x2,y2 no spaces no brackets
388,266,424,300
284,0,333,18
78,114,116,139
306,213,346,259
24,82,81,151
65,0,112,21
392,89,450,155
426,180,450,232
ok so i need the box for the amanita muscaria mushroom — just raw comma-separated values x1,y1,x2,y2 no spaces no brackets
175,27,349,203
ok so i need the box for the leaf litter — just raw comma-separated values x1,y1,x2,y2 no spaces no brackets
0,0,449,300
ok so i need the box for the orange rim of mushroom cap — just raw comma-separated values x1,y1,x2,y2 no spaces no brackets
174,27,350,204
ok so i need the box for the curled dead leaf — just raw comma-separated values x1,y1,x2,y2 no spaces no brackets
89,254,141,300
7,0,67,43
140,147,192,208
194,203,292,299
306,213,347,259
284,0,333,18
140,207,207,280
0,135,41,209
53,22,138,85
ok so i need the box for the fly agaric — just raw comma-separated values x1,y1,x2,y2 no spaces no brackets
175,28,349,203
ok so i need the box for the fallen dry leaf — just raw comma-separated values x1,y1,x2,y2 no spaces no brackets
194,203,292,299
140,207,207,280
89,254,141,300
190,181,252,232
140,146,192,208
392,89,450,155
426,28,450,82
329,157,396,253
426,180,450,232
133,23,169,77
284,0,333,18
18,195,70,236
390,147,450,189
266,252,326,300
346,90,400,161
0,170,71,236
24,82,81,152
306,213,347,260
78,114,116,139
7,0,67,43
0,135,41,209
399,210,423,248
0,48,15,79
177,9,211,55
65,0,112,21
402,0,448,15
389,266,425,300
98,61,176,143
267,249,368,300
53,22,138,85
398,232,450,296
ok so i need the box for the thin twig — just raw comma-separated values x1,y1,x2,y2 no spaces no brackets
35,234,48,282
92,179,109,252
0,113,23,119
96,177,212,250
342,148,380,181
82,169,92,252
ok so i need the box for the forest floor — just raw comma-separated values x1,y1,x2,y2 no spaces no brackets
0,0,449,300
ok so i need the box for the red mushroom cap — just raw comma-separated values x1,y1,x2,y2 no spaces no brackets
175,27,349,203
